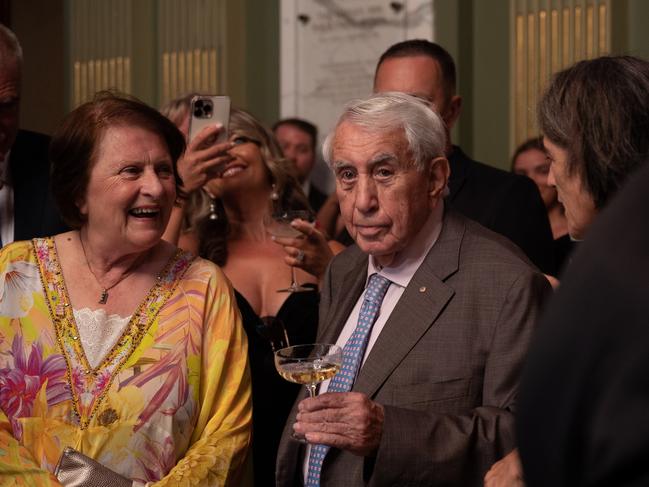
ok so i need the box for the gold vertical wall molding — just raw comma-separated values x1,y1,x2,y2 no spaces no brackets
158,0,225,106
551,9,559,75
539,10,548,86
515,12,526,146
562,7,571,67
575,6,583,61
586,5,595,58
511,0,610,150
598,4,607,53
69,0,132,108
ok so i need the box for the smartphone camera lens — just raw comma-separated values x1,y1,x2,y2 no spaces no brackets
193,98,213,119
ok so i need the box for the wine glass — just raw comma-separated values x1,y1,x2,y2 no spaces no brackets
265,209,315,292
274,343,343,399
275,344,342,442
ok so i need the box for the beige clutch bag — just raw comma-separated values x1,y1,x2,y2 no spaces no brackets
54,447,132,487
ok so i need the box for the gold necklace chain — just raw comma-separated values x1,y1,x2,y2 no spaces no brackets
78,234,147,305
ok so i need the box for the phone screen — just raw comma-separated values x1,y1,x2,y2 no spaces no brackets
189,95,231,147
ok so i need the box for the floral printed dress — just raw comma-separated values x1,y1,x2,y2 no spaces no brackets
0,238,252,486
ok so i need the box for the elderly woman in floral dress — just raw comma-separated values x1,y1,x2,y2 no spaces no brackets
0,92,251,486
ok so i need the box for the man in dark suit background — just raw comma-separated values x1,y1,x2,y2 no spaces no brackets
274,118,328,212
275,92,550,486
0,23,66,245
373,39,556,275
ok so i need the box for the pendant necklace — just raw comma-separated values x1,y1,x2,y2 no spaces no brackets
79,235,144,304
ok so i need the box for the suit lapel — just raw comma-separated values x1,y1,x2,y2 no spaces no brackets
318,253,368,345
353,211,464,398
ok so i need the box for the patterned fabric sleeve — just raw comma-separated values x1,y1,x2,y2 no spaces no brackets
0,242,63,486
0,412,62,486
152,263,252,487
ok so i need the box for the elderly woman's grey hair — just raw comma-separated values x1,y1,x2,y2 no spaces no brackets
322,92,447,170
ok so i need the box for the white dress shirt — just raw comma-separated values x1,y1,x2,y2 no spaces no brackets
0,151,15,246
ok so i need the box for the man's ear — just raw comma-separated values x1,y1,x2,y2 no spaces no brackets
428,157,450,199
443,95,462,131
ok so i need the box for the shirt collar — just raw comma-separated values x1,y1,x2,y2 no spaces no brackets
367,201,444,289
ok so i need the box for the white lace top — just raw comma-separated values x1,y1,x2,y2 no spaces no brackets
72,307,132,369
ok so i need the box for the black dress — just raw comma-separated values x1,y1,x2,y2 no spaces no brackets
235,286,319,486
553,234,575,275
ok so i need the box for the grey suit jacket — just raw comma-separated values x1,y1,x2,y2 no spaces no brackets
276,210,551,486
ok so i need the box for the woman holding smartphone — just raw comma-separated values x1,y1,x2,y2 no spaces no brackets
161,95,343,485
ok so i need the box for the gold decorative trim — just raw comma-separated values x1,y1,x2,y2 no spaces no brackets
34,237,195,429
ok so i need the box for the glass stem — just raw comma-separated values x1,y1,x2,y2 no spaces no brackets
291,266,299,290
306,383,317,397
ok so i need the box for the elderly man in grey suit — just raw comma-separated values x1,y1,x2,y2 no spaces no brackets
275,92,551,486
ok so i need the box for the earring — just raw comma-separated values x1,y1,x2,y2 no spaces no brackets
270,184,279,201
209,199,219,220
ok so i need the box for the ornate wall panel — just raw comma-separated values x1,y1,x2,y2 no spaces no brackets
158,0,226,106
511,0,610,148
68,0,228,109
69,0,132,107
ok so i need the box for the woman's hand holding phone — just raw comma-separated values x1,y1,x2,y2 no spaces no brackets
177,124,233,193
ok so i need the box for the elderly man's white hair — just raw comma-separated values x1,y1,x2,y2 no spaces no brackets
0,23,22,68
322,92,447,171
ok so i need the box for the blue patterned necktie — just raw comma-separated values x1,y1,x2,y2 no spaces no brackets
306,273,391,486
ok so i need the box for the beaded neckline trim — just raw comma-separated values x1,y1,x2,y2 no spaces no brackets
33,237,195,429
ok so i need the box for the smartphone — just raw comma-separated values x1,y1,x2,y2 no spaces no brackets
189,95,231,147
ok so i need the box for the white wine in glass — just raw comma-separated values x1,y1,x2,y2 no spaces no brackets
265,210,315,292
274,344,343,398
277,360,340,386
275,344,342,442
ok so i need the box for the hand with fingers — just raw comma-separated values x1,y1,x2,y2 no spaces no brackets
178,124,234,194
484,449,525,487
271,218,335,280
294,391,384,457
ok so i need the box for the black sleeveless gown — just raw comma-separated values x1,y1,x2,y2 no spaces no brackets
235,285,319,486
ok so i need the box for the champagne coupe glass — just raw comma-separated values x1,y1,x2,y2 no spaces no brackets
265,209,315,292
274,344,342,442
274,343,343,399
